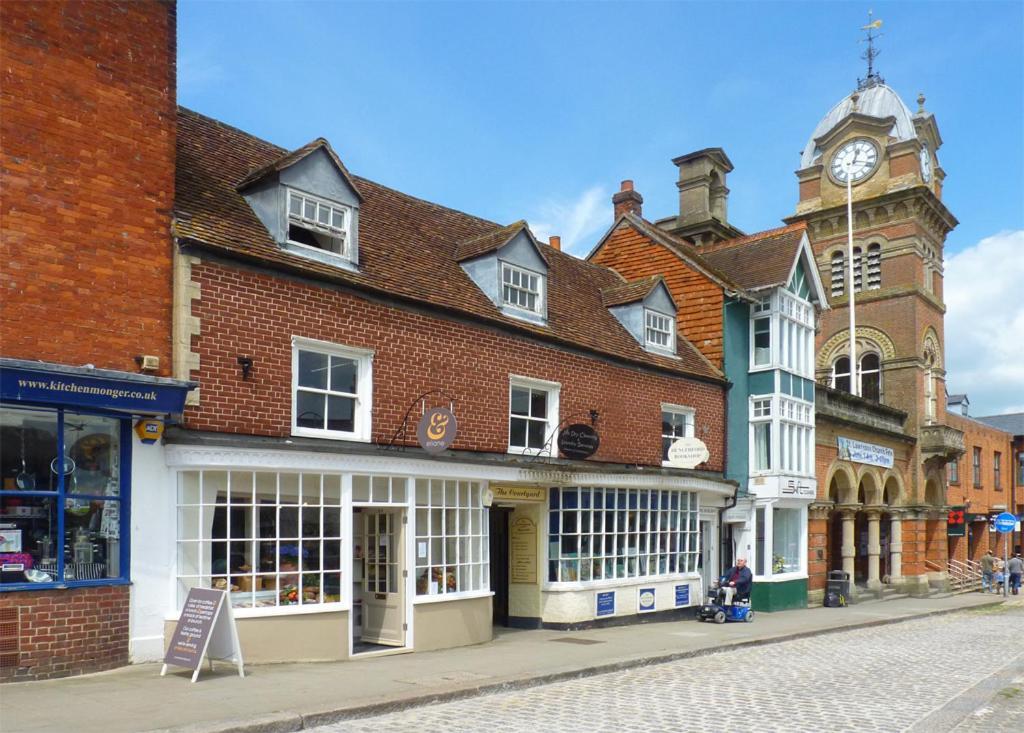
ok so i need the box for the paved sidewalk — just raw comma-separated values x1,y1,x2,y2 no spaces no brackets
0,593,1006,733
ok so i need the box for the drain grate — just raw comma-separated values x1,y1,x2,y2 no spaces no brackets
549,636,604,645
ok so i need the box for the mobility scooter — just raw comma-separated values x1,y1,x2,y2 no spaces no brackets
697,577,754,623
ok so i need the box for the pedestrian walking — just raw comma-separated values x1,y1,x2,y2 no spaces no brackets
980,550,996,593
1007,552,1023,596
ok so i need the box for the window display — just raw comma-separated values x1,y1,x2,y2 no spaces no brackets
772,508,801,574
0,406,126,587
177,470,343,609
547,487,699,584
414,479,487,596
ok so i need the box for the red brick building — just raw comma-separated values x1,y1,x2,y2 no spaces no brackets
0,0,192,681
944,399,1017,563
162,109,735,661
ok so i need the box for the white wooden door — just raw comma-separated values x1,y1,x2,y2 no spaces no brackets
361,510,405,646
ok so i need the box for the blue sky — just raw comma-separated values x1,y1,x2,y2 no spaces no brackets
178,0,1023,414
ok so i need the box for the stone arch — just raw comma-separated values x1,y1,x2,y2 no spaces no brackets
826,462,858,505
893,202,909,220
818,220,834,238
857,468,884,505
855,211,870,229
882,471,904,506
817,326,898,372
872,206,890,224
921,326,942,369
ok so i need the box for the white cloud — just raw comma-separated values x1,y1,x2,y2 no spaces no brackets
944,230,1024,416
528,186,610,256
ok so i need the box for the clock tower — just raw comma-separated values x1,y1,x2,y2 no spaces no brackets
787,57,964,593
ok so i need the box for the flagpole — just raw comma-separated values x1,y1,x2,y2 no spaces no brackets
846,164,858,396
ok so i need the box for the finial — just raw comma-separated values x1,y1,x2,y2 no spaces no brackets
857,10,885,90
917,92,926,113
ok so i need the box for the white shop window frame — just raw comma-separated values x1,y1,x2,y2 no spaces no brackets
174,469,354,619
412,478,491,603
752,499,808,581
291,336,373,442
542,487,701,592
507,375,560,457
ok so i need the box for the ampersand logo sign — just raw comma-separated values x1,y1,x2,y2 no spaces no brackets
417,407,457,454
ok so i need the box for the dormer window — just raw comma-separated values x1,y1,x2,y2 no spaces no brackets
287,189,349,257
645,309,675,352
501,262,545,315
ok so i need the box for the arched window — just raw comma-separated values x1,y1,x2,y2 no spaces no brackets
866,243,881,289
831,353,882,401
831,357,851,393
860,353,881,402
924,352,937,422
830,251,845,297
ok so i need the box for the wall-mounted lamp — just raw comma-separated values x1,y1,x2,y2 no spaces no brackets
237,356,254,380
589,409,600,425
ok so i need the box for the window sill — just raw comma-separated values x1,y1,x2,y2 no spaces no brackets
282,240,358,272
167,600,350,620
754,571,807,583
413,590,494,605
292,427,370,443
499,305,548,326
1,578,130,593
507,446,552,458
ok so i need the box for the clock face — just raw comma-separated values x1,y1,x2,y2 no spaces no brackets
920,146,932,182
830,139,879,184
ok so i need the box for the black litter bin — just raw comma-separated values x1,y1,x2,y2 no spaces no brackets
825,570,850,607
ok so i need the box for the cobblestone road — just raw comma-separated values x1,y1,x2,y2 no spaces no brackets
317,603,1024,733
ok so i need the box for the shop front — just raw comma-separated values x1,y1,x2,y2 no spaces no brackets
0,359,193,681
160,435,734,663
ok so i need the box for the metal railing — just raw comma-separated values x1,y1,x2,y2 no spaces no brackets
946,558,983,593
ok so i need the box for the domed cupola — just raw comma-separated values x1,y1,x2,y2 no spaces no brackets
800,84,917,170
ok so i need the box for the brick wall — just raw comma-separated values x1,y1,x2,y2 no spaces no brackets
183,259,728,471
946,413,1015,514
0,586,129,682
590,224,726,369
0,0,177,375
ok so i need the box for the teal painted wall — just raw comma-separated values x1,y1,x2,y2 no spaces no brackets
723,299,750,487
751,578,808,612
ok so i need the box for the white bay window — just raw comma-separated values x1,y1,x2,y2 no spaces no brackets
547,487,699,585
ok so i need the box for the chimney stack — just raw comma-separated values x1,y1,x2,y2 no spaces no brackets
549,235,561,251
612,180,643,219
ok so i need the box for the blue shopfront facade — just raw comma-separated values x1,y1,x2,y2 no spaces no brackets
0,359,193,592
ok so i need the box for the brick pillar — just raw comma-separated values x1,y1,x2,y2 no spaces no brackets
807,505,830,605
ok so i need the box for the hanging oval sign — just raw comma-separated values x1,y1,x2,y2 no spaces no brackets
557,423,600,460
416,407,457,454
666,437,710,469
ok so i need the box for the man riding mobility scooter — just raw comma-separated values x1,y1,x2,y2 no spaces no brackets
698,558,754,623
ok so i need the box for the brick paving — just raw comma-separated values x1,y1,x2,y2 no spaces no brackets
319,603,1024,733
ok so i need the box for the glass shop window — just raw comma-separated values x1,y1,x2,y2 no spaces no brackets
1,406,126,587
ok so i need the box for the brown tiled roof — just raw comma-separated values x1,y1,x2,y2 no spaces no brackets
174,108,724,383
453,220,547,264
235,137,363,200
698,223,807,292
600,275,668,308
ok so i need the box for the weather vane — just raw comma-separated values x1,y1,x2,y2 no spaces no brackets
857,9,884,90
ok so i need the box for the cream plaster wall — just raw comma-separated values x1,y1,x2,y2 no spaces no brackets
541,577,700,624
413,595,492,651
163,610,349,664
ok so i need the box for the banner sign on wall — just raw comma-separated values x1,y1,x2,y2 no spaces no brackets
596,591,615,617
837,437,894,469
638,587,656,613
